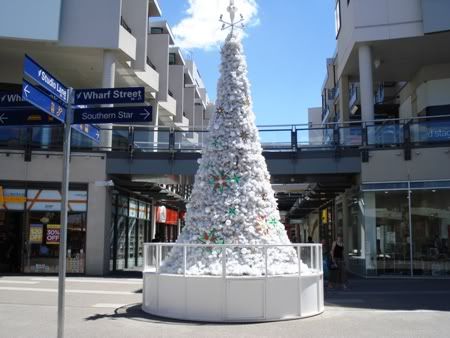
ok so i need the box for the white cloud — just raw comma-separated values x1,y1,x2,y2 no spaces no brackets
172,0,259,50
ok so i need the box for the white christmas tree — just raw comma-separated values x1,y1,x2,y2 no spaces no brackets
160,3,308,276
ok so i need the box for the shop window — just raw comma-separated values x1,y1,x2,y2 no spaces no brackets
411,189,450,276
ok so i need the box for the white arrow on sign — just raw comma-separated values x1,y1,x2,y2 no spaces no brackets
140,108,151,120
0,113,8,124
96,130,100,140
23,85,31,98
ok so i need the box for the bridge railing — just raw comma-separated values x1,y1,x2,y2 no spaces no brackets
1,115,450,153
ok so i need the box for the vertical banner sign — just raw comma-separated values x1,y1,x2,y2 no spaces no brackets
46,224,61,245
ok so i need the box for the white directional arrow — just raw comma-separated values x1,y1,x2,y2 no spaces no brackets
0,113,8,124
96,130,100,140
23,85,31,98
141,109,151,120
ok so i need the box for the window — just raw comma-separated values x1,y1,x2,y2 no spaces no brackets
334,0,341,38
169,53,176,65
150,27,163,34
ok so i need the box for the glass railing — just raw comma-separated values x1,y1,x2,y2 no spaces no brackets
144,243,323,277
410,117,450,143
2,116,450,153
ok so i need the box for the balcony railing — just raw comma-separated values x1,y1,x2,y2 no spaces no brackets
120,16,132,35
146,56,156,70
1,116,450,153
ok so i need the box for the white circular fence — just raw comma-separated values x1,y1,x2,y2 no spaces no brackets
142,243,324,322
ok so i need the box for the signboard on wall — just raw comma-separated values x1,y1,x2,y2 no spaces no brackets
157,206,178,225
27,190,87,212
46,224,60,245
0,188,26,210
29,224,44,244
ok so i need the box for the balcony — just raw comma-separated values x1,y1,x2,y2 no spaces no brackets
159,93,177,121
120,16,132,35
118,17,136,60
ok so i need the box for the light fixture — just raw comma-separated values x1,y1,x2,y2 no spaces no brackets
374,59,381,69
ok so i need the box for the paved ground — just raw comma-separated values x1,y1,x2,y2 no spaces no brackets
0,275,449,338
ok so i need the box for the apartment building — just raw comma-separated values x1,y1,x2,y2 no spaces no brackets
0,0,210,275
304,0,450,277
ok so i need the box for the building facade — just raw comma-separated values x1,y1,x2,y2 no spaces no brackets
305,0,450,277
0,0,210,275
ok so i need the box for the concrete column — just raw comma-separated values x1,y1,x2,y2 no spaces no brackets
339,75,350,123
101,50,116,148
358,45,375,123
85,183,111,276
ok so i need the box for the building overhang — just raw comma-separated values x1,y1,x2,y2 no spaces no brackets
149,21,175,45
148,0,162,17
340,31,450,82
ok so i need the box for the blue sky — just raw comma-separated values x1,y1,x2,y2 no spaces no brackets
157,0,336,126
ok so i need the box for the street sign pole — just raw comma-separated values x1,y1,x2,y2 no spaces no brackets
57,88,73,338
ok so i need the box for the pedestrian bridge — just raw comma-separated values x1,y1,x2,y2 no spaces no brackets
1,116,449,179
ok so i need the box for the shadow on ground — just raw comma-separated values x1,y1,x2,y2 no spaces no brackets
324,277,450,311
84,304,266,326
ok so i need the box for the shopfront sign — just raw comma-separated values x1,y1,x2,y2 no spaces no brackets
156,206,178,225
27,190,87,212
0,189,26,210
29,224,44,244
74,87,145,105
46,224,60,245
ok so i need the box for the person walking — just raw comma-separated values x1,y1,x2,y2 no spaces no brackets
329,234,347,289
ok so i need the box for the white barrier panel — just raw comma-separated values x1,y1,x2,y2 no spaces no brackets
142,243,324,322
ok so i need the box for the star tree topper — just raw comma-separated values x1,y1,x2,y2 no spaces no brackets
219,0,245,32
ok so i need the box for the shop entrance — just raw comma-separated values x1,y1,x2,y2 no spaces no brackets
0,211,23,273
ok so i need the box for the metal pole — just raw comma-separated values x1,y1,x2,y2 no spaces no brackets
57,88,73,338
408,182,413,277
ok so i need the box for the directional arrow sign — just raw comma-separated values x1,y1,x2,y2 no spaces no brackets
0,91,33,108
74,87,145,105
73,106,152,124
72,124,101,143
24,55,69,104
0,108,60,126
22,80,66,123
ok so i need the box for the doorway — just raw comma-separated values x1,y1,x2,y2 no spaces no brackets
0,211,24,273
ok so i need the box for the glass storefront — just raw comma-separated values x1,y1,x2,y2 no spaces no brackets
350,181,450,277
0,184,87,274
110,191,151,272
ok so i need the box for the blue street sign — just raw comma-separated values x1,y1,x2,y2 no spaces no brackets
24,55,69,103
72,124,101,143
73,106,152,124
0,91,33,108
22,80,66,123
74,87,145,105
0,108,60,126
